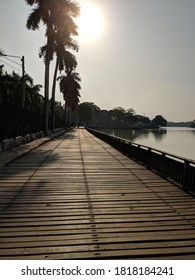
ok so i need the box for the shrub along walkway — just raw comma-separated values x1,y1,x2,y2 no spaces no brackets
0,128,195,259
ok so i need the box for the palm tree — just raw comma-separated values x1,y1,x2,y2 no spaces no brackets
66,86,80,126
25,0,80,135
51,47,78,130
58,69,81,127
26,0,54,134
51,0,80,129
40,38,79,130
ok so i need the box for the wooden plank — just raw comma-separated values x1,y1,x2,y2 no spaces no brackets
1,245,195,260
1,223,195,236
1,229,195,245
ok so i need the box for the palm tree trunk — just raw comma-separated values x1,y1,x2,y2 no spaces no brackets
67,107,70,127
51,59,59,131
72,110,76,126
44,57,50,136
64,102,68,128
69,108,73,127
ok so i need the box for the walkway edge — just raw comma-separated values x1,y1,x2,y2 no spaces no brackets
0,129,69,168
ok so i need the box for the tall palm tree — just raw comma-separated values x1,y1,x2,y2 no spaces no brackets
26,0,54,134
25,0,80,134
58,69,81,127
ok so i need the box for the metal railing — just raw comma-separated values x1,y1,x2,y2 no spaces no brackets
86,127,195,193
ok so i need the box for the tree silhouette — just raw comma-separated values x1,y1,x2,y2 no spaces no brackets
58,69,81,127
25,0,80,134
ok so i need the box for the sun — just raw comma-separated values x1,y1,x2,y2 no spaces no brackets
76,1,104,42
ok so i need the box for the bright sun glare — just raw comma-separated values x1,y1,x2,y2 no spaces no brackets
76,1,104,42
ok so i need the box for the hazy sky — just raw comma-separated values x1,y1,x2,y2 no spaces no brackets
0,0,195,121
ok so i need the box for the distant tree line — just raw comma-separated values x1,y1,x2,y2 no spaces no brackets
168,121,195,128
76,102,168,129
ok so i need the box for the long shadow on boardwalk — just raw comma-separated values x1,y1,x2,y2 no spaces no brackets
0,136,65,214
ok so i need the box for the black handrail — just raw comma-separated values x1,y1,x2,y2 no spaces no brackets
86,127,195,193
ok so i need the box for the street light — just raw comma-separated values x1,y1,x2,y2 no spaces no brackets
1,54,25,108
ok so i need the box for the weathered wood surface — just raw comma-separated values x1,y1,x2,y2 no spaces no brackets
0,128,195,259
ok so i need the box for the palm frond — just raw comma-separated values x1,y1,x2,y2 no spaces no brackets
25,0,36,6
26,7,42,30
65,38,79,52
67,0,80,17
24,73,34,87
32,84,42,92
39,45,47,58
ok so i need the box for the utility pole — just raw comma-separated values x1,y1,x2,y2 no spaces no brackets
21,56,25,108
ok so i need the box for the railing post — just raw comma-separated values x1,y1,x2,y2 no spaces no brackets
146,147,151,167
161,152,166,174
184,160,190,190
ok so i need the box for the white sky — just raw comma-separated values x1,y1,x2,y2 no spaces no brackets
0,0,195,121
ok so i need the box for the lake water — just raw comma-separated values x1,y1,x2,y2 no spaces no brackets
99,127,195,161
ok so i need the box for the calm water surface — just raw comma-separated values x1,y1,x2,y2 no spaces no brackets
100,127,195,161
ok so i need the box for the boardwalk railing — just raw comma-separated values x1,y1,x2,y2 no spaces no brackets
86,127,195,193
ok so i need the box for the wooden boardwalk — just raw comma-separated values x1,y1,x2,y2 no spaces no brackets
0,128,195,260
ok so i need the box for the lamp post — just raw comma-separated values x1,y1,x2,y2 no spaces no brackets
2,54,25,108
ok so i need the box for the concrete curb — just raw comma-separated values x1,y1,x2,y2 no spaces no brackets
0,129,67,169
